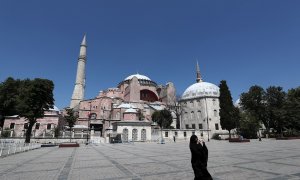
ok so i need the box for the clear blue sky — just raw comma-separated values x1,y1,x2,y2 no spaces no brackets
1,0,300,109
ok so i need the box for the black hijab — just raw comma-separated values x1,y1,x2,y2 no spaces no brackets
190,135,198,146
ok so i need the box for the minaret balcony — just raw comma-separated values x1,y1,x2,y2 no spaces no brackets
78,55,86,60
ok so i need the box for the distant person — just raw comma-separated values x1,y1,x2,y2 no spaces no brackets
173,135,176,142
189,135,212,180
239,135,243,140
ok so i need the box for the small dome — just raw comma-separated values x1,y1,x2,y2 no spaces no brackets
124,73,151,81
125,108,138,113
117,103,136,109
234,99,241,107
182,82,219,100
49,105,60,112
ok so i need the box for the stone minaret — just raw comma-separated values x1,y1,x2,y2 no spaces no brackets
70,35,87,108
196,61,203,83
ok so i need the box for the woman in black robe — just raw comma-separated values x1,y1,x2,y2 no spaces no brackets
189,135,212,180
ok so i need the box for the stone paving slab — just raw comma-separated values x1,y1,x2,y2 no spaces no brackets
0,139,299,179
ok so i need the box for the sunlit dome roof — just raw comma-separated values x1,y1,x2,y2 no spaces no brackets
124,73,151,81
117,103,136,109
49,105,59,111
182,82,219,100
124,108,138,113
234,98,241,107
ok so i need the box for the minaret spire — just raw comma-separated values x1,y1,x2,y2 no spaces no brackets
196,61,203,83
81,34,87,46
70,35,87,108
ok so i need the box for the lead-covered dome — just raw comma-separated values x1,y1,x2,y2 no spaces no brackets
182,82,219,100
124,73,151,81
49,105,60,112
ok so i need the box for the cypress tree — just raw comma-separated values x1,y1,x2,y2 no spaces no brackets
219,80,237,139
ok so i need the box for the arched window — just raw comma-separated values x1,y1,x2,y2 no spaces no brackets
115,112,120,120
190,101,194,107
90,113,97,119
191,111,194,119
197,111,201,119
122,129,128,142
214,110,218,117
141,129,146,141
197,100,201,106
132,129,138,141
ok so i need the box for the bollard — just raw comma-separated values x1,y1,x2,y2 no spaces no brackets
14,144,17,154
7,145,10,155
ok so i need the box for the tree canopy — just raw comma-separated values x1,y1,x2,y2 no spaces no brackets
151,109,173,129
0,77,54,143
0,77,22,127
240,85,269,132
240,85,300,137
64,108,78,129
284,87,300,131
265,86,286,136
219,80,238,138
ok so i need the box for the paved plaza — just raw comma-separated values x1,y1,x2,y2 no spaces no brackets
0,139,300,180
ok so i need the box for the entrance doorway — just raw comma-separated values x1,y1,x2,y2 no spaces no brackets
90,124,103,137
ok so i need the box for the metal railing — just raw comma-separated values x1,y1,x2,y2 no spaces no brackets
0,140,41,157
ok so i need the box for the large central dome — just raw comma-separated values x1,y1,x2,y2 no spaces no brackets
124,73,151,81
182,82,219,100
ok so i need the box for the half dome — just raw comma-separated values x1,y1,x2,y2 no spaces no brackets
182,82,219,100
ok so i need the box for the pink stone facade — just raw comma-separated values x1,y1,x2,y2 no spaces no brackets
74,74,176,140
2,109,62,138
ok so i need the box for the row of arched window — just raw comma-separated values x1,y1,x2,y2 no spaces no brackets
183,99,217,107
183,110,218,120
122,128,147,142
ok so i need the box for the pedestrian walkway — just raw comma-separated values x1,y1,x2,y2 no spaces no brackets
0,139,300,179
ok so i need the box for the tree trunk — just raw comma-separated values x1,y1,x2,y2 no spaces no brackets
266,128,270,138
70,128,72,142
25,122,34,143
0,115,5,128
228,129,231,139
176,116,179,129
160,126,164,144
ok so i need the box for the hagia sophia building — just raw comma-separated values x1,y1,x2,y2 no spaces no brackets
69,35,225,143
2,35,226,143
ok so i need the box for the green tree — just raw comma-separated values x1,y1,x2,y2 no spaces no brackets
64,108,78,142
265,86,286,137
240,85,269,137
238,111,260,139
284,87,300,132
152,109,173,143
16,78,54,143
152,109,173,129
219,80,238,139
0,77,21,127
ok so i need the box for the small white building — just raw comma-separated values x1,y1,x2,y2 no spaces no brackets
179,62,226,140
